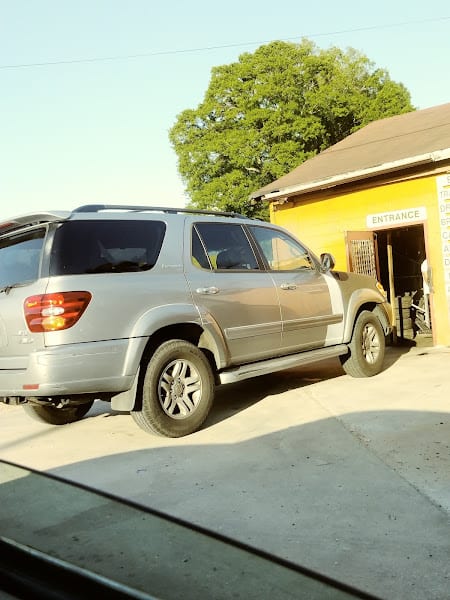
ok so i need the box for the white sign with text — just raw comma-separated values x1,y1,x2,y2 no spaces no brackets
366,207,427,229
436,174,450,303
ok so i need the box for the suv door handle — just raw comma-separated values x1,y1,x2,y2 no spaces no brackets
196,286,219,295
280,283,297,290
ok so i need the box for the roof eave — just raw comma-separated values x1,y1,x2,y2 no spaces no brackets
258,148,450,202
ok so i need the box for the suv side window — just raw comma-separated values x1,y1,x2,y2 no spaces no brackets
194,223,259,271
249,225,314,271
50,220,166,275
0,229,44,287
191,227,212,270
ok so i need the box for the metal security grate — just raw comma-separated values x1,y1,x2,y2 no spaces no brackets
350,239,378,278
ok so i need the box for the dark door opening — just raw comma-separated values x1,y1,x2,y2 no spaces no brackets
376,225,424,298
375,225,431,339
346,225,432,341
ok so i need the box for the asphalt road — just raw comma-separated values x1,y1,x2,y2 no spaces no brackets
1,341,449,600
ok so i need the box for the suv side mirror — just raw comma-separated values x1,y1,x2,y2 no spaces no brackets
320,253,335,272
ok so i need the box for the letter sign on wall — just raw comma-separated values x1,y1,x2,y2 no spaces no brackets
436,174,450,303
366,207,427,229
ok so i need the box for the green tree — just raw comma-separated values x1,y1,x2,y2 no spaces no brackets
170,39,414,219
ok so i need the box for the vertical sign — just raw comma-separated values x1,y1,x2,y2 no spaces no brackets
436,174,450,306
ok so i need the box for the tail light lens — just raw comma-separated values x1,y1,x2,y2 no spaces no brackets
24,292,92,332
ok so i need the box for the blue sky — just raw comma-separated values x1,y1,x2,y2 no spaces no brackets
1,1,450,219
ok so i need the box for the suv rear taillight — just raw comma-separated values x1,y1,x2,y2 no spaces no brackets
24,292,92,332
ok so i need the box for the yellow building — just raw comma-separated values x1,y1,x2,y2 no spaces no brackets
252,103,450,346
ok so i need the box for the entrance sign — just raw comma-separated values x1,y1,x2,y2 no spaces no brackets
366,207,426,229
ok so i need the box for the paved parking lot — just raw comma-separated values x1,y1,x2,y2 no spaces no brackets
1,342,449,599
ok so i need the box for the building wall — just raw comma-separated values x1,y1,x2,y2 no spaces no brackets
269,174,450,345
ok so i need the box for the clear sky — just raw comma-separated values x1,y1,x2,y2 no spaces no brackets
1,1,450,220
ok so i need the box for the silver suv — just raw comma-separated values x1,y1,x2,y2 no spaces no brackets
0,205,392,437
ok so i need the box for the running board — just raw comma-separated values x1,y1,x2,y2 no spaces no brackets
219,344,348,385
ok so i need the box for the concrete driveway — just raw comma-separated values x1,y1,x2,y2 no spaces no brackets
1,342,449,599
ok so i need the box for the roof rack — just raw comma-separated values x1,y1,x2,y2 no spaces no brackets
73,204,248,219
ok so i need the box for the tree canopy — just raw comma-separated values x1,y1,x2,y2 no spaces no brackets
169,39,414,219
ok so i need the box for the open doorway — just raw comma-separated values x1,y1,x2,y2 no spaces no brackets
346,225,432,342
376,224,431,340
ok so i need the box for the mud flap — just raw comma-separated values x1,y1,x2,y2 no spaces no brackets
111,369,139,411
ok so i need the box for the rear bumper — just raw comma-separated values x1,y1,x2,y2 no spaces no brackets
0,339,142,399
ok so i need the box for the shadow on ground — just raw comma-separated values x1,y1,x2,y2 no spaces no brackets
1,405,449,600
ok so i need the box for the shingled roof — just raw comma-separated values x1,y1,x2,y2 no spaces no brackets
251,102,450,200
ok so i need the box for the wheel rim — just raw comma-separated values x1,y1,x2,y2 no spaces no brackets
361,323,380,364
158,359,202,419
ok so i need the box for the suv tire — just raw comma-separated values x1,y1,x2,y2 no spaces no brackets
340,310,385,377
132,340,215,437
23,400,94,425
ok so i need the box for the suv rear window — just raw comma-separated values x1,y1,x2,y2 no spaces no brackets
0,229,45,287
50,220,166,275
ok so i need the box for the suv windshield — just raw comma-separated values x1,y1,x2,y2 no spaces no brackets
50,220,166,275
0,229,45,288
